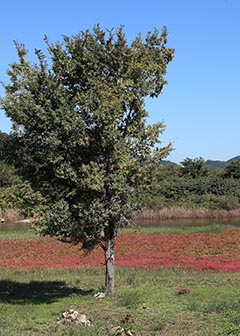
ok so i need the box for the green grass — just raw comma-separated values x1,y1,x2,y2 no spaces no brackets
0,228,37,240
0,222,237,241
122,223,236,234
1,224,240,335
1,267,240,335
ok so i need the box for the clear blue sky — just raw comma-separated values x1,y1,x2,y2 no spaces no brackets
0,0,239,163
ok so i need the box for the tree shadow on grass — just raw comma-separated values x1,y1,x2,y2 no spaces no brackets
0,280,93,305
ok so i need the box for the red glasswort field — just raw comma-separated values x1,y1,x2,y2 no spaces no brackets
1,229,240,271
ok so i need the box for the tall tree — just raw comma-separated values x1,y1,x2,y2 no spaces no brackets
1,25,174,295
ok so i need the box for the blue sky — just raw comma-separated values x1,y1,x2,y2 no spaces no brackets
0,0,239,163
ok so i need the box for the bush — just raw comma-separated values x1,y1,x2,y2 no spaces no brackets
0,182,43,218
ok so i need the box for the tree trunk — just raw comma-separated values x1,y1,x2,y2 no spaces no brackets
104,228,115,296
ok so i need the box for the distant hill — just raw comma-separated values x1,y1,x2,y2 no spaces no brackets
204,156,240,170
203,160,226,170
161,160,175,167
227,156,240,163
163,156,240,170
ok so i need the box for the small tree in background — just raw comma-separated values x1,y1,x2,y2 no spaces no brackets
1,25,174,295
223,160,240,179
180,157,209,178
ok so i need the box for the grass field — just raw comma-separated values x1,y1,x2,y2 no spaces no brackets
1,225,240,335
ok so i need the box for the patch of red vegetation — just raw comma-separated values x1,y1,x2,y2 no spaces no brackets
1,228,240,271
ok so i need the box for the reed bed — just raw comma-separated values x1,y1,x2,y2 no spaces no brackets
135,207,240,220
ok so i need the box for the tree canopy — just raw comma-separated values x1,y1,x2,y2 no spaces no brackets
180,157,209,178
0,131,9,162
1,25,174,295
223,160,240,179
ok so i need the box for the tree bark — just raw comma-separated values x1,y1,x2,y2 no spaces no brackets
104,228,115,296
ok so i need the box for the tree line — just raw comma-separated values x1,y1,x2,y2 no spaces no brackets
135,157,240,211
2,135,240,216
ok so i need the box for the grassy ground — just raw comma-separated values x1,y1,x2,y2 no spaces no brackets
0,228,36,240
0,222,236,240
123,223,237,234
1,267,240,335
1,225,240,335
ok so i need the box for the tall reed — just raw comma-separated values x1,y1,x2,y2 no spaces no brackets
135,207,240,220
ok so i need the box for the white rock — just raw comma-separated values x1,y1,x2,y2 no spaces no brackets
94,292,106,299
69,311,79,320
62,311,68,318
110,326,124,335
125,330,136,336
57,310,91,326
76,314,87,324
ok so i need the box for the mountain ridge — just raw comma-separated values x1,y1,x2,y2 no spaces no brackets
163,156,240,170
204,156,240,170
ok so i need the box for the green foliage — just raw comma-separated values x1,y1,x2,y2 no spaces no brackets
0,131,9,161
0,162,21,187
0,181,43,217
138,159,240,210
1,25,174,251
0,158,43,217
180,157,209,178
223,160,240,179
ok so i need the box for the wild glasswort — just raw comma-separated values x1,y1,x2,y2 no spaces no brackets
1,229,240,271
